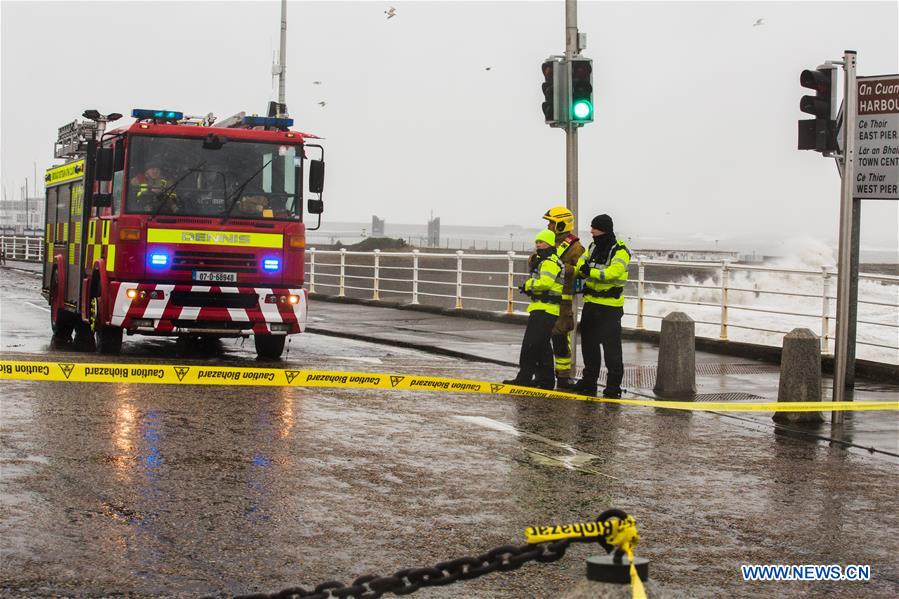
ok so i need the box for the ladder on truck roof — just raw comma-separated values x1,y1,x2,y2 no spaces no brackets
54,119,97,160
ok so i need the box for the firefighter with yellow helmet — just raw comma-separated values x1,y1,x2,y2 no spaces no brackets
503,229,565,389
541,206,586,389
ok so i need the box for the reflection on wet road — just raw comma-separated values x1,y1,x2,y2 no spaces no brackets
2,267,898,597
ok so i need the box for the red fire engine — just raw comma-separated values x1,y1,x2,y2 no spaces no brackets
42,108,325,359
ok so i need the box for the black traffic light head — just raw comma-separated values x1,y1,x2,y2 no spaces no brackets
569,57,594,124
541,57,567,126
800,68,836,118
798,66,838,153
542,60,556,123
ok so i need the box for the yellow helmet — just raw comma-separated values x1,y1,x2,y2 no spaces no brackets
535,229,557,246
542,205,574,234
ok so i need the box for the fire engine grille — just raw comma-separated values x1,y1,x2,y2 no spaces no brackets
172,250,256,273
169,291,258,309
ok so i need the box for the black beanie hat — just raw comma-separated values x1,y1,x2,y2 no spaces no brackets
591,214,614,233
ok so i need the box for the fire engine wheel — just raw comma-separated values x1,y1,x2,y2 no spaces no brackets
254,334,286,360
89,295,123,355
49,269,76,340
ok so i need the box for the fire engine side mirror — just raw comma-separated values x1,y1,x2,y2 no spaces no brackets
95,148,114,181
309,159,325,194
93,193,113,208
114,144,126,171
307,199,324,215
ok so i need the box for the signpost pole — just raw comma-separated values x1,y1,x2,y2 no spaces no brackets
565,0,580,380
846,197,861,388
832,50,857,422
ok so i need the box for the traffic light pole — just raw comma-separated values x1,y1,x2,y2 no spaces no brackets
832,50,857,423
565,0,580,379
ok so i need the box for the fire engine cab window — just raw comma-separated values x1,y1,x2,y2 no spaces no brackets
112,171,124,214
125,136,301,220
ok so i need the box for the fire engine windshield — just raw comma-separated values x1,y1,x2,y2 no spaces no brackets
125,136,301,220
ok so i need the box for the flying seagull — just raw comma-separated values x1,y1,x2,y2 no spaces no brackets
318,101,327,107
485,67,492,71
752,18,765,27
385,7,396,19
312,81,322,85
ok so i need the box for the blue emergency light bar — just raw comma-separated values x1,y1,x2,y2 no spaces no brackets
149,253,169,267
243,116,294,129
132,108,184,120
262,258,281,272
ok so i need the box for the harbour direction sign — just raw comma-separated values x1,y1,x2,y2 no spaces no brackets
854,74,899,200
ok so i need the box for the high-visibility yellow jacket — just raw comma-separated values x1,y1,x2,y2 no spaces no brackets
575,238,631,307
136,177,171,198
524,252,565,316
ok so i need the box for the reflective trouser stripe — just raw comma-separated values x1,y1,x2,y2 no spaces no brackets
552,332,572,376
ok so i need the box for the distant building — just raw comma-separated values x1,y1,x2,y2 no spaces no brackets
736,251,766,264
427,216,440,247
0,197,44,234
371,215,385,237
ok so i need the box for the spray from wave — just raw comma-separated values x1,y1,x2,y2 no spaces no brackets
630,237,897,364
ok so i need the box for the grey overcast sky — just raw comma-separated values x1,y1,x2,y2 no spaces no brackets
1,1,897,251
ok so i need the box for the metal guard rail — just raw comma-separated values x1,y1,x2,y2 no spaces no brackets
305,248,898,361
2,237,895,361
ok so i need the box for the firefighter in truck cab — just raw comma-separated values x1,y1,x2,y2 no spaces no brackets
131,165,179,213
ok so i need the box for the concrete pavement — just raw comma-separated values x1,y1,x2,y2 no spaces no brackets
306,296,899,458
2,263,899,597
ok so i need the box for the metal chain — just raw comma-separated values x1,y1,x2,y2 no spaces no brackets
233,539,571,599
231,510,630,599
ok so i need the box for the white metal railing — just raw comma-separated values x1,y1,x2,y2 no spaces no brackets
1,235,44,263
2,235,895,363
306,248,899,365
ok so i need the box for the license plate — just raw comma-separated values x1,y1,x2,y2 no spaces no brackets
193,271,237,282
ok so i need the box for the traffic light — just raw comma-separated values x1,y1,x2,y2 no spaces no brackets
798,66,838,153
569,57,594,124
541,57,566,126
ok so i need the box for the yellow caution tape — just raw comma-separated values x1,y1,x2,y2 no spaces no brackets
606,517,646,599
1,360,897,413
525,520,615,544
525,516,646,599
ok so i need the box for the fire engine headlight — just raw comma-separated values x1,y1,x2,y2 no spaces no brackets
262,258,281,271
126,289,139,300
264,294,299,305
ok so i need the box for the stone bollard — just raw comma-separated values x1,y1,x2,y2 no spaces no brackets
773,328,824,425
653,312,696,398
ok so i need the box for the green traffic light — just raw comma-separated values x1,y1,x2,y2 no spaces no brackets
572,100,593,120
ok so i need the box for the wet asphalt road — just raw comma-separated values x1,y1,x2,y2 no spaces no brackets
1,267,898,598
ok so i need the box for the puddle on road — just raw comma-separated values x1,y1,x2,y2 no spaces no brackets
454,415,618,479
323,355,383,365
